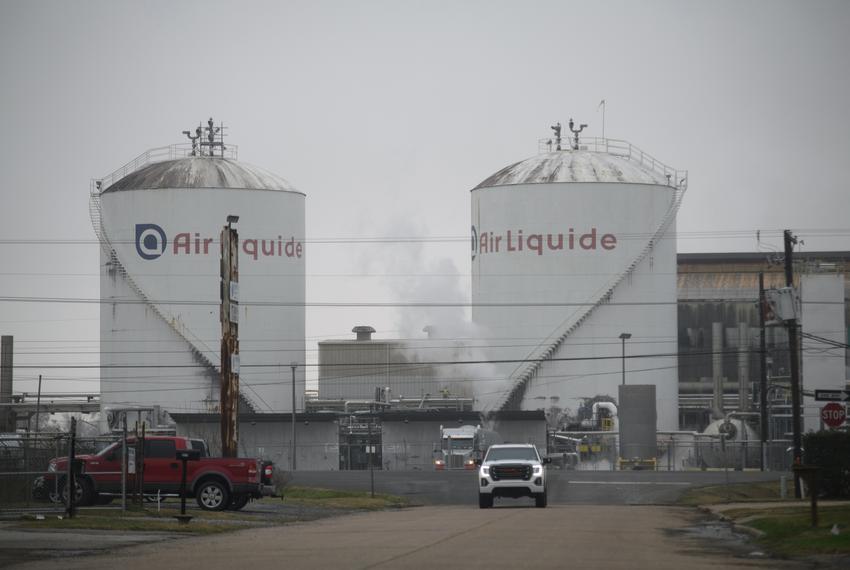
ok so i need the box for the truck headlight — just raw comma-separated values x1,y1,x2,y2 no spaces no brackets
47,462,56,473
480,466,490,476
533,465,542,475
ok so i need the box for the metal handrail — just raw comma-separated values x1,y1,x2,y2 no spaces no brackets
537,136,687,188
95,143,238,192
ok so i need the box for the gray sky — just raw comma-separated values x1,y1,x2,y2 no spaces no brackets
2,0,849,398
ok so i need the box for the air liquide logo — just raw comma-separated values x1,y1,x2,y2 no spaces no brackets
135,223,168,260
133,223,304,261
471,224,618,258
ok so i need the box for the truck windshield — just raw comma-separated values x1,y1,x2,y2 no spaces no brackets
485,447,539,462
443,437,473,450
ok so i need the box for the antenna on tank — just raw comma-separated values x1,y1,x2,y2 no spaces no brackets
182,127,201,156
568,118,587,150
550,122,562,151
200,117,227,157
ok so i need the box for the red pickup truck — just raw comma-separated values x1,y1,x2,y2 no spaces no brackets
43,435,273,511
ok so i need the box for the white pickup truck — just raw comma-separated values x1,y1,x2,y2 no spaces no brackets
477,443,550,508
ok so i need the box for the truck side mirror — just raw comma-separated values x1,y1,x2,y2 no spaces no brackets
543,457,552,464
474,458,482,466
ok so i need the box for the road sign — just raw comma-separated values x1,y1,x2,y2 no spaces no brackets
814,389,850,402
821,403,847,428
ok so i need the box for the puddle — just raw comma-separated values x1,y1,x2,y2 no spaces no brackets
666,520,787,563
677,522,748,544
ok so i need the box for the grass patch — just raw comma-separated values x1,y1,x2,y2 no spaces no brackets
678,481,850,557
15,512,239,534
281,486,408,510
744,505,850,556
10,487,409,533
677,480,782,506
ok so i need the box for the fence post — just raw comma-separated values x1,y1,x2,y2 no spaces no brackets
53,436,60,500
23,430,30,506
66,418,76,519
121,417,127,511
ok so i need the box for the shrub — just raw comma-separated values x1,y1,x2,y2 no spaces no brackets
802,430,850,498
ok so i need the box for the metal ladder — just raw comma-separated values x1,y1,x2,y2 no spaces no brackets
89,185,259,412
493,182,687,412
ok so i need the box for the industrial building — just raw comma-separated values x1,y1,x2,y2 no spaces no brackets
317,326,471,404
677,251,849,435
91,120,306,429
172,410,546,471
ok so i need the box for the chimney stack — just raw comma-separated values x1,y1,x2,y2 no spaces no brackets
352,326,376,341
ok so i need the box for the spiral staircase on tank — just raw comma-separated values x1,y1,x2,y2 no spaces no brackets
89,177,260,414
493,179,687,412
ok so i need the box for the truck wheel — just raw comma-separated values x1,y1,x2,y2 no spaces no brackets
478,493,493,509
59,476,93,506
227,494,250,510
95,494,114,505
535,490,547,508
196,480,230,511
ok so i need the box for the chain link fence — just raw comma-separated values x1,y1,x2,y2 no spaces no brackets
1,431,72,514
0,425,136,517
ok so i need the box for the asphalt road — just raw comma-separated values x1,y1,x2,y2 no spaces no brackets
4,505,807,570
290,468,787,506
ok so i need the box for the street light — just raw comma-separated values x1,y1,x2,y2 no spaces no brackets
619,333,632,386
290,362,297,471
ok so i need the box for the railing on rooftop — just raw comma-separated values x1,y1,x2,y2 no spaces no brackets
92,142,239,193
537,136,687,189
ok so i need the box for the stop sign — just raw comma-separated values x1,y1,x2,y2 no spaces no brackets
821,403,847,428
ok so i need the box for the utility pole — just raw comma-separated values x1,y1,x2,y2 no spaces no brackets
220,215,240,458
784,230,803,498
290,362,297,471
758,273,768,471
0,336,13,432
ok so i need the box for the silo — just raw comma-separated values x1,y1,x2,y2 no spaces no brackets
471,135,686,430
92,122,305,422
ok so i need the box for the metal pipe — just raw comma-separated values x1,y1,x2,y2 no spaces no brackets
712,322,724,418
759,273,769,471
290,362,297,472
738,322,750,411
591,401,618,433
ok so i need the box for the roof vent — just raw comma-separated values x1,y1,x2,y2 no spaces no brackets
352,326,376,341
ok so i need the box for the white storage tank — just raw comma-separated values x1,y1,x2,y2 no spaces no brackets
471,134,686,430
92,122,305,422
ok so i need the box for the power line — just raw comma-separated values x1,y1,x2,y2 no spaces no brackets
7,347,742,371
0,295,679,307
4,227,850,246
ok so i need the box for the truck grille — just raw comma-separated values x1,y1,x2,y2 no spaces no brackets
491,464,531,481
448,455,466,469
